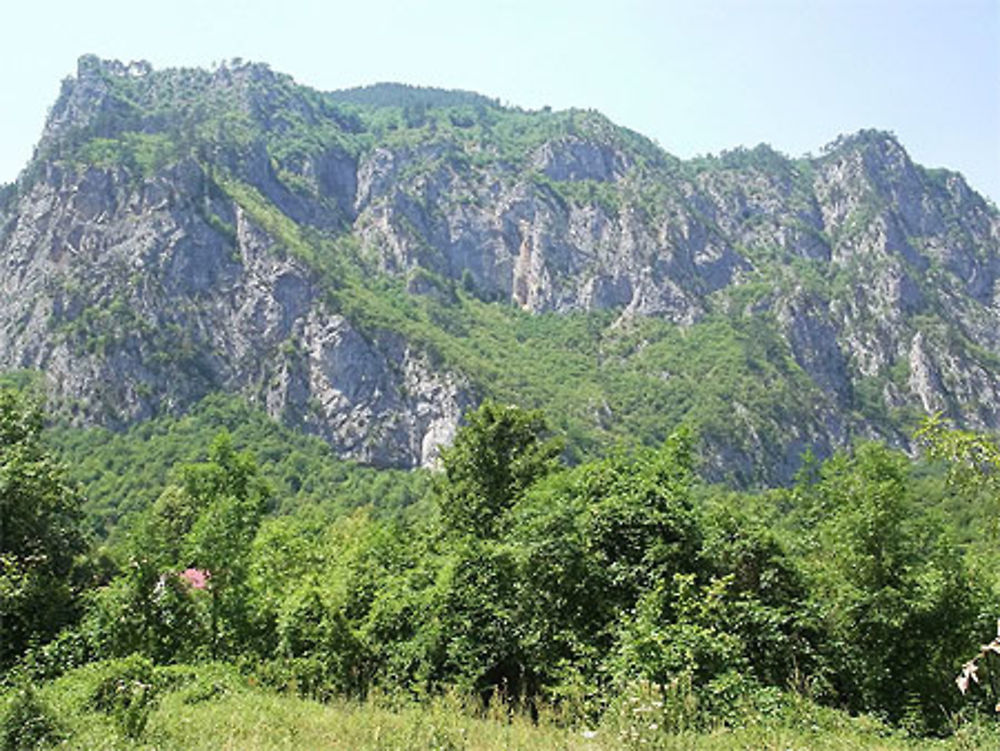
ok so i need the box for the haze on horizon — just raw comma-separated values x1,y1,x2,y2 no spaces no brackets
1,0,997,203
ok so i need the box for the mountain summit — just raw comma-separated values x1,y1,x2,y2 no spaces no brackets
2,56,998,484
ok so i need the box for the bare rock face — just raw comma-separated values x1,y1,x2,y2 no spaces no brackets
3,59,1000,479
777,292,850,403
348,127,1000,439
532,137,630,182
0,157,469,468
351,143,749,323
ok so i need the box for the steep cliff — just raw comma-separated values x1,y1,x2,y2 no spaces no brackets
2,56,998,482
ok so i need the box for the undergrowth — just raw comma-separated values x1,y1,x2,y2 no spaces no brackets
2,661,995,751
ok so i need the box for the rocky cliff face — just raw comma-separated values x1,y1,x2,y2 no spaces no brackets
348,127,1000,428
1,154,468,468
2,56,998,480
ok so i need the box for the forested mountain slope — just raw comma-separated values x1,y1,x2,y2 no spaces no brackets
2,55,998,484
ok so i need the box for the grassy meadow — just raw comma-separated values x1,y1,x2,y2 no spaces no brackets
4,661,996,751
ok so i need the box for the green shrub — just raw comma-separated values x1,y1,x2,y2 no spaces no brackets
19,628,95,683
155,663,243,706
0,685,61,751
251,656,349,702
89,655,159,739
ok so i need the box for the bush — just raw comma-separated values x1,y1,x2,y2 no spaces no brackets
89,655,159,739
251,657,344,702
0,685,61,751
155,663,243,705
19,628,96,683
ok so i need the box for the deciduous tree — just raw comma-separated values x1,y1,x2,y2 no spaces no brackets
0,389,86,668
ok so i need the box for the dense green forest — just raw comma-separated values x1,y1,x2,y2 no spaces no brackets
2,385,1000,749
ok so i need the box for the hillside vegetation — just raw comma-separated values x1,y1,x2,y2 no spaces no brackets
3,388,1000,748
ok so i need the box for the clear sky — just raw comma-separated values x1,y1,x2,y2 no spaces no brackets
2,0,997,202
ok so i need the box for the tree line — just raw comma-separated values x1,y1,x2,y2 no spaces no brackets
2,388,998,737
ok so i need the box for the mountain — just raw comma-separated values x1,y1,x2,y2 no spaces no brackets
2,55,998,485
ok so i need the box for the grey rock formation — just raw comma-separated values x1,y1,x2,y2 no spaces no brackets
0,156,469,468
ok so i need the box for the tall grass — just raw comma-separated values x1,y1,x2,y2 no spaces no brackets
8,662,995,751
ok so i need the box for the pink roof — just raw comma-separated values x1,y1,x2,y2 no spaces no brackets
179,568,210,590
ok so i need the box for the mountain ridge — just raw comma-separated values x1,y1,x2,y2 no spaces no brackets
2,55,998,485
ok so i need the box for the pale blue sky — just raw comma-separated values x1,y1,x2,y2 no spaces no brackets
2,0,997,201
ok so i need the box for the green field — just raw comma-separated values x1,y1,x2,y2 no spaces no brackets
5,661,996,751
